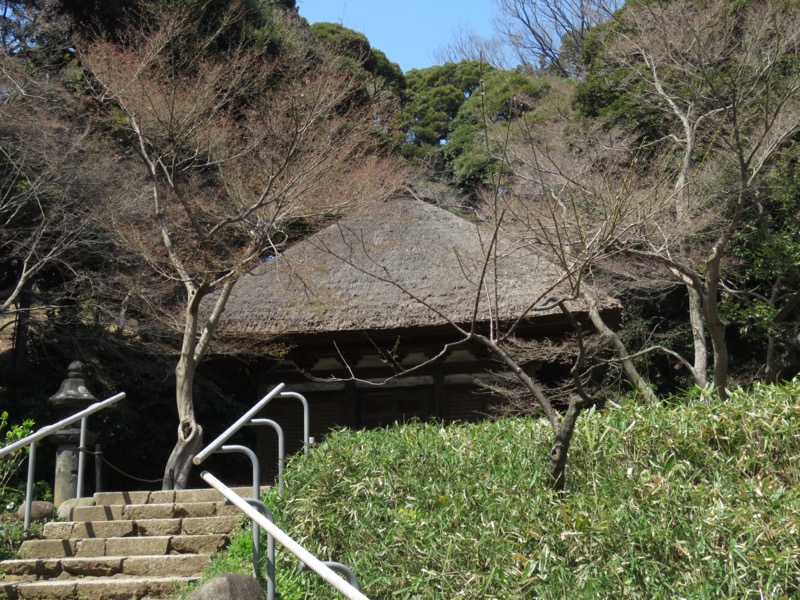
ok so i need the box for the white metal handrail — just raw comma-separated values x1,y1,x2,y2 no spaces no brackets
193,383,286,466
0,392,126,530
201,471,370,600
0,392,126,458
249,419,285,493
278,391,310,453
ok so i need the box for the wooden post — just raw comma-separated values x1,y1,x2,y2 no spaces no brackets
94,444,103,493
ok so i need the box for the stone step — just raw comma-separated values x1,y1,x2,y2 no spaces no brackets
2,553,211,581
43,514,241,539
71,500,241,522
93,486,266,506
17,533,229,559
0,487,260,599
2,575,199,600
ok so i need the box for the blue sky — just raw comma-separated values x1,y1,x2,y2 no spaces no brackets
296,0,498,73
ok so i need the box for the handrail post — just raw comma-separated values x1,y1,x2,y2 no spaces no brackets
23,440,36,532
278,391,310,453
0,391,125,533
300,561,362,592
250,419,285,494
218,445,262,571
226,497,276,600
217,446,261,502
0,392,125,460
76,416,88,499
193,383,286,466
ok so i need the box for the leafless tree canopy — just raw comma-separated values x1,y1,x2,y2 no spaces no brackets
495,0,622,76
434,25,510,68
494,0,800,398
0,55,118,317
77,0,408,487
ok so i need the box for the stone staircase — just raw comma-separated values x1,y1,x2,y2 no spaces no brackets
0,487,262,600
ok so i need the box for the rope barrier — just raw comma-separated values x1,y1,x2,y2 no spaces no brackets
78,446,167,484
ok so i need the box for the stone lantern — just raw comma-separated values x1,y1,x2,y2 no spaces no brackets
48,361,97,506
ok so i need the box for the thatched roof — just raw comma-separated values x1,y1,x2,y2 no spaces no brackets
220,197,610,337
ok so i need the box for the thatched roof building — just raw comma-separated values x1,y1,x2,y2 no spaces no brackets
222,196,589,337
213,197,619,480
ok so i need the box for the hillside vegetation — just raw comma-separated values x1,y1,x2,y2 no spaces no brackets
204,383,800,599
4,0,800,492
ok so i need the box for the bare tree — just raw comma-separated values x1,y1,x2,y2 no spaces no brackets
494,0,621,77
483,68,678,401
304,75,665,491
0,53,118,370
502,0,800,397
595,0,800,396
434,25,509,69
78,1,406,488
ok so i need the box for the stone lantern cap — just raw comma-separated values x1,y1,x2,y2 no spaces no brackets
49,361,98,412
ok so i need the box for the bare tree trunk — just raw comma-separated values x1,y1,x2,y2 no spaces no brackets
686,284,709,387
583,291,657,402
548,399,582,492
11,285,31,373
163,353,204,489
471,334,576,490
80,3,402,491
766,335,777,381
706,310,728,397
765,280,783,380
162,294,206,490
703,260,728,398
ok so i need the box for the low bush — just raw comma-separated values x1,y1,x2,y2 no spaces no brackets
0,514,45,562
0,411,34,509
0,412,43,563
205,381,800,599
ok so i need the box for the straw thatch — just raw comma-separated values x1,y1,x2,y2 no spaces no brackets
220,197,609,337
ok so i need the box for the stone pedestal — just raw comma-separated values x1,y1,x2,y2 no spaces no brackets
50,429,80,507
48,362,98,505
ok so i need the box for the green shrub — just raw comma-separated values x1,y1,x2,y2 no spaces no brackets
206,381,800,599
0,412,34,509
0,412,43,564
0,514,46,562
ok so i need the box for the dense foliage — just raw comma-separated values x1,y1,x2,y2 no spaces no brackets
0,411,33,507
309,22,405,98
205,382,800,599
401,60,548,194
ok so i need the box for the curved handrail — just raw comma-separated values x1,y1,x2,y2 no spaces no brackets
225,496,277,600
201,471,370,600
193,383,285,465
0,392,126,458
278,391,310,453
300,562,362,591
249,419,284,493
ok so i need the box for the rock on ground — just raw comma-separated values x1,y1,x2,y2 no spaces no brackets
56,497,95,521
185,573,264,600
16,501,56,521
